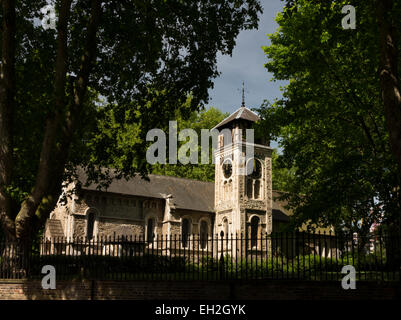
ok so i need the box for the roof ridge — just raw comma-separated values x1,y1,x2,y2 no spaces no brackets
237,107,245,118
76,167,214,185
147,173,214,184
246,107,259,117
212,105,260,130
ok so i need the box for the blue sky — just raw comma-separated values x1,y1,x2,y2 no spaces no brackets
206,0,288,150
206,0,287,118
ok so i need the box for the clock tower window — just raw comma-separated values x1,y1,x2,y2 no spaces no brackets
246,159,262,200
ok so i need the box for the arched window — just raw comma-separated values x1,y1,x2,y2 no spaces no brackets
86,211,96,240
246,178,253,198
182,218,190,247
223,218,229,238
147,218,155,243
246,158,262,200
250,216,260,247
254,180,260,199
200,220,208,249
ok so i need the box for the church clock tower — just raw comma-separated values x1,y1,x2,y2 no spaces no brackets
213,99,273,241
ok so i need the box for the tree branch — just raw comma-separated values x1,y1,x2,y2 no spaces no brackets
319,52,379,156
376,0,401,177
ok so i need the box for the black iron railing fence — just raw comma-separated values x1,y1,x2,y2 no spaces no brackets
0,232,400,281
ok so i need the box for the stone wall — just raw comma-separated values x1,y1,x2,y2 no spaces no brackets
73,215,86,238
97,220,144,237
168,209,213,237
55,190,166,238
0,279,399,300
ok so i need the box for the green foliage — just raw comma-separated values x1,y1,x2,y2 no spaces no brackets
259,0,401,235
272,149,297,192
16,250,398,280
213,252,395,280
29,254,188,279
0,0,263,231
152,107,229,182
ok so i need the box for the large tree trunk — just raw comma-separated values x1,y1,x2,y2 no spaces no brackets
377,0,401,178
0,0,102,249
14,0,73,245
14,0,102,244
0,0,16,241
377,1,401,271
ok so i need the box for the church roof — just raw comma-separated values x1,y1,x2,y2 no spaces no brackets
78,171,215,213
272,191,292,213
77,169,291,217
212,106,260,130
272,191,292,221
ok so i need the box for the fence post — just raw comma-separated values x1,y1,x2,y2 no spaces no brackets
2,231,399,283
219,231,224,280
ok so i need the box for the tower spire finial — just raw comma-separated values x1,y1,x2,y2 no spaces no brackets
241,81,245,107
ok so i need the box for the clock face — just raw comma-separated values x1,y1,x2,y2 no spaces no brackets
248,159,262,179
222,161,232,178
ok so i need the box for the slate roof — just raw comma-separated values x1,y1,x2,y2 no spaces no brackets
212,106,260,130
272,190,292,216
77,169,291,218
78,170,215,213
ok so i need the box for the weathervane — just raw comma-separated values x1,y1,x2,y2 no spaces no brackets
237,81,248,107
242,81,245,107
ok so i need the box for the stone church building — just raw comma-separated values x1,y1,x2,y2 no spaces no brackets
45,105,292,243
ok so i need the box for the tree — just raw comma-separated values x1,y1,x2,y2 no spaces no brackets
152,107,228,182
271,149,297,192
376,0,401,179
283,0,401,178
260,0,401,237
0,0,263,243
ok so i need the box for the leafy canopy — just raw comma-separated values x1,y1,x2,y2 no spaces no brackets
259,0,401,235
0,0,263,239
152,107,229,182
